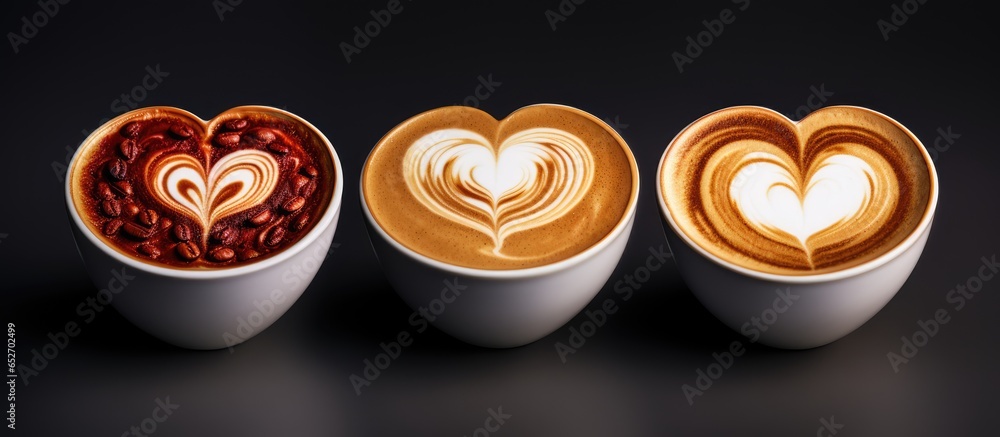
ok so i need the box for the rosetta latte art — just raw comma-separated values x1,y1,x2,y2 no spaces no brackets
150,149,280,239
403,128,595,256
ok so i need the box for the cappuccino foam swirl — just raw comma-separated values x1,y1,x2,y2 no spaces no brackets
150,149,280,236
661,107,932,275
403,128,595,256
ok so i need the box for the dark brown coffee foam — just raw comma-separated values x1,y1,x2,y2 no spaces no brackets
70,107,335,269
363,105,637,270
660,106,933,275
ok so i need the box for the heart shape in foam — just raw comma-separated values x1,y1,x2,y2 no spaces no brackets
403,127,594,253
149,149,279,233
659,105,934,273
729,153,877,248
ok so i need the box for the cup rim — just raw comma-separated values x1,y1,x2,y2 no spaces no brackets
656,104,939,283
64,105,344,280
360,103,640,279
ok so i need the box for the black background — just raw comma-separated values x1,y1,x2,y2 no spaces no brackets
1,1,998,436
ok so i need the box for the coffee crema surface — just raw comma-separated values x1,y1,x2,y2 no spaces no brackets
363,105,636,270
70,107,335,268
659,106,933,275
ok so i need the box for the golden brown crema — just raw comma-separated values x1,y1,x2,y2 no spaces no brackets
660,106,933,275
363,105,637,270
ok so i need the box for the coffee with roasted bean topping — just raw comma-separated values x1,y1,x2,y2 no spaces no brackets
69,107,335,268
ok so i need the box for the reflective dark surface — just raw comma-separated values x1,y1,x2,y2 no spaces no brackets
1,1,997,435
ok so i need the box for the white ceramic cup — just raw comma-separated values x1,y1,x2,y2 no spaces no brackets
360,104,640,348
65,106,343,350
656,106,939,349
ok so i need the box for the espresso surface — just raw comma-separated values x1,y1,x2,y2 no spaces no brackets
363,105,637,270
70,107,334,268
660,106,933,275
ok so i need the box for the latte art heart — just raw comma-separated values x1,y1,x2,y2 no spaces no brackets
150,149,280,234
660,106,932,274
403,128,594,255
729,153,880,249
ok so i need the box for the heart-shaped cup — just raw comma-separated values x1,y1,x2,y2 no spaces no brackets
361,104,639,347
658,105,938,348
364,104,636,271
662,106,933,275
66,106,344,349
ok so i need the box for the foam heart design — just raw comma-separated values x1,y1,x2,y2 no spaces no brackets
729,153,876,250
660,106,933,274
150,149,280,233
403,128,594,254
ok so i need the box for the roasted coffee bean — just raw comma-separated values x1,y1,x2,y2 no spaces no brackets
168,124,193,139
94,182,114,200
159,217,172,230
209,247,235,262
107,159,128,180
120,121,142,138
214,132,241,148
176,241,201,260
301,165,318,178
119,139,139,161
125,203,140,217
101,199,122,217
138,209,158,227
249,209,272,226
268,142,290,154
173,223,192,241
290,213,310,232
141,135,165,150
246,128,276,145
112,181,133,197
291,174,310,193
123,222,153,240
238,248,261,261
263,226,285,247
103,219,124,236
211,226,237,245
282,196,305,214
301,181,317,198
224,119,248,131
138,244,161,259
